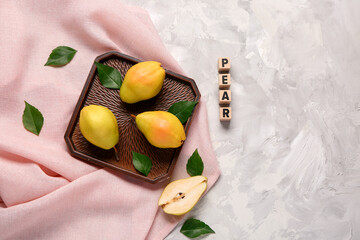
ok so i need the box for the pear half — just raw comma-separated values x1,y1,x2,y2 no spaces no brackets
158,176,207,215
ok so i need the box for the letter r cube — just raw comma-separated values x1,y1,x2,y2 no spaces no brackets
220,107,231,121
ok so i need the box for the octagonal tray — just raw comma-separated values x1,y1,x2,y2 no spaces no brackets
64,52,200,183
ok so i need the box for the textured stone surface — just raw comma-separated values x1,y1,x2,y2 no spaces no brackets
127,0,360,239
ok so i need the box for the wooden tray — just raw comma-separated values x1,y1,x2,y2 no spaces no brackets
64,52,200,183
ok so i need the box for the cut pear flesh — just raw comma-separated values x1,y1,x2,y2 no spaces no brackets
158,176,207,215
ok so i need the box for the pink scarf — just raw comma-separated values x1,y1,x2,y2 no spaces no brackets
0,1,220,239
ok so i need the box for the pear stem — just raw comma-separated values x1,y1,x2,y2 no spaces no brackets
113,147,120,162
130,114,136,119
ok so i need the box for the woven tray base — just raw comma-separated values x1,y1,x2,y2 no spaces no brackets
64,52,200,183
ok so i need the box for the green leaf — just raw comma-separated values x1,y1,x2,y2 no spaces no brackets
44,46,77,66
168,101,198,124
186,149,204,176
180,218,215,238
132,152,152,176
22,101,44,136
95,62,122,89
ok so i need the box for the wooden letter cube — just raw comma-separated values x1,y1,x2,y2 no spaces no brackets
219,74,231,89
220,107,231,121
219,90,231,105
218,57,230,73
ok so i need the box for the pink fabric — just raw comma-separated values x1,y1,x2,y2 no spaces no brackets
0,1,220,239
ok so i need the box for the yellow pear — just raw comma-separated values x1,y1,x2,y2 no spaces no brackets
134,111,186,148
79,105,119,150
120,61,165,104
158,176,208,215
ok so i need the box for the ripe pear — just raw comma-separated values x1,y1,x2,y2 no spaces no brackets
79,105,119,150
134,111,186,148
158,176,208,215
120,61,165,104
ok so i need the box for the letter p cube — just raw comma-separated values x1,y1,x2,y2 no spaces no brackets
218,57,230,73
